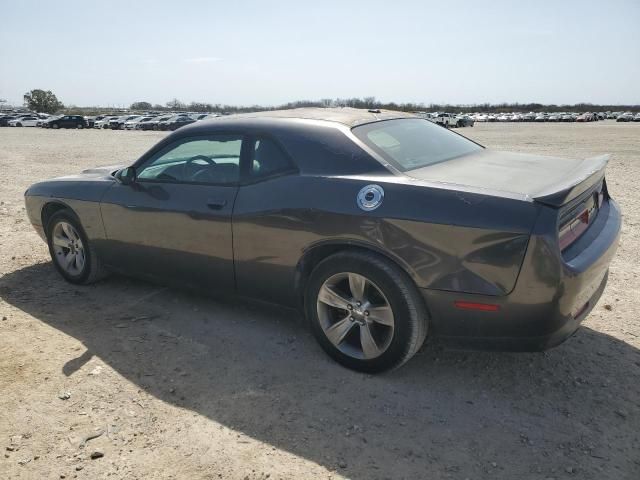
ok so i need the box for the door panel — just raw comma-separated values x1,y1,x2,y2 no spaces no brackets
100,182,237,291
99,133,244,292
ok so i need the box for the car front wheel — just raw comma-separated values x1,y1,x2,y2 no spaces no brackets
46,210,107,284
306,251,428,373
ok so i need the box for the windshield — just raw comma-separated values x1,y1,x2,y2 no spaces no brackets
352,118,482,172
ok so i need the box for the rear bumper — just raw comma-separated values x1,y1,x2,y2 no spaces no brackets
426,271,608,351
423,198,621,351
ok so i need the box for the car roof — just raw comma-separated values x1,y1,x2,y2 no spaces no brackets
205,107,416,128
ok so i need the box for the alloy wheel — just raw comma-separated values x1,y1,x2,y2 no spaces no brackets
51,221,86,276
317,272,395,360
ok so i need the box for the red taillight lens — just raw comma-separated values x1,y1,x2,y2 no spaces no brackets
559,208,590,250
558,191,600,251
579,210,589,223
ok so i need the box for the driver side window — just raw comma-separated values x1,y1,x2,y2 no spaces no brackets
137,135,242,185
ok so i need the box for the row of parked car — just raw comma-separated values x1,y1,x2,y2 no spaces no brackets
0,111,221,130
2,109,639,131
92,112,219,130
417,110,640,125
614,112,640,122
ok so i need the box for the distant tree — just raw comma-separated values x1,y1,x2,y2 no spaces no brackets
130,101,152,110
23,89,64,113
188,102,213,112
362,96,377,108
26,96,640,117
166,98,186,110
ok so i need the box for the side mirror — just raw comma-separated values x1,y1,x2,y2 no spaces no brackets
116,167,137,185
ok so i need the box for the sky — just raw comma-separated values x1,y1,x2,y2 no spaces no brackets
1,0,639,107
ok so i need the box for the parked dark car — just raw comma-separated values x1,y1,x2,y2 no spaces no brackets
24,108,620,372
616,113,634,122
47,115,88,129
41,115,62,128
0,115,17,127
138,115,172,130
454,115,474,127
154,116,172,130
161,114,196,131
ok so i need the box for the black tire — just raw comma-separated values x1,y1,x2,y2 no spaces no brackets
16,123,22,127
46,210,107,285
77,123,84,129
305,251,428,373
52,123,59,129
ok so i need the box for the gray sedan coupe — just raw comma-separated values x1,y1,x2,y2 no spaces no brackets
25,108,621,372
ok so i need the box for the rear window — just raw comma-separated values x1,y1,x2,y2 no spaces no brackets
352,118,482,171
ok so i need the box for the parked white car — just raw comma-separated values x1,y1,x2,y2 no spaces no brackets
431,112,458,127
9,115,39,127
94,116,118,129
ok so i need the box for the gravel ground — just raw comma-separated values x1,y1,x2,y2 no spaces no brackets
0,122,638,480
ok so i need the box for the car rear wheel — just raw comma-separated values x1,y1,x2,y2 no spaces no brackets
306,251,428,373
46,210,107,285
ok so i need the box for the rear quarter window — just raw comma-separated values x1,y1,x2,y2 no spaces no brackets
250,137,294,178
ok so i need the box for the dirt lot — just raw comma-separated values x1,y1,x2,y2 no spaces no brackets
1,122,639,480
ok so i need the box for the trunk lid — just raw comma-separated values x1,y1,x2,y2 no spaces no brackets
407,150,609,207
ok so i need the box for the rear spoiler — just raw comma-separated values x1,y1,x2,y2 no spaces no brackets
532,154,609,207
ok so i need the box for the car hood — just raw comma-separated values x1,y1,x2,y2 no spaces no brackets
32,165,124,185
79,165,125,176
406,149,609,206
26,165,126,200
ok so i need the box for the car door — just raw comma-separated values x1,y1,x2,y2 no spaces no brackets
99,133,245,292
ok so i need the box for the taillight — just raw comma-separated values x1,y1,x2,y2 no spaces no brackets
558,190,600,251
454,301,500,312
